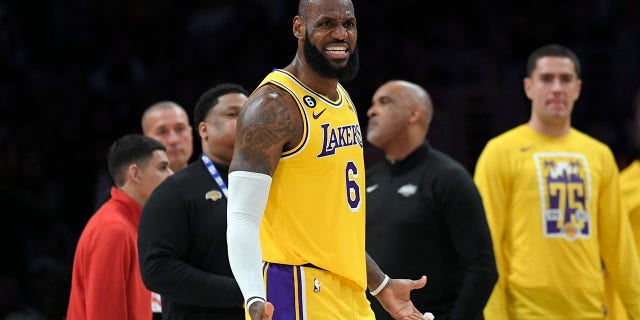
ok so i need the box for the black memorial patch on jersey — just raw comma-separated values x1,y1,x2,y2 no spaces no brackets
303,95,317,108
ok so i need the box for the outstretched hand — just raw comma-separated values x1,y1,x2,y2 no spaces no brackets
376,275,427,320
248,301,274,320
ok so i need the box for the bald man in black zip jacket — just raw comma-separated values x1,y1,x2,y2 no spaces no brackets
364,80,498,320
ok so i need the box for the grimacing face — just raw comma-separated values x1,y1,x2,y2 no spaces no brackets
301,1,359,81
303,32,359,81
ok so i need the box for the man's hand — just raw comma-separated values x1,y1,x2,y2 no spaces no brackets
376,275,427,320
248,301,274,320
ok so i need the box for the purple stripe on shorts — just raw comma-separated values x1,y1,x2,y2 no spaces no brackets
266,263,296,320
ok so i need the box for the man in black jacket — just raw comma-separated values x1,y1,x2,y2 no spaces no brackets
365,80,498,320
137,83,249,319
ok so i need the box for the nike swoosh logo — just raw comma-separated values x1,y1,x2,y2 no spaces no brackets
366,184,379,193
312,108,327,119
520,146,533,152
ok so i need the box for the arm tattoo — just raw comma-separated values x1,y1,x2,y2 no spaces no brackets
243,99,292,149
232,86,301,175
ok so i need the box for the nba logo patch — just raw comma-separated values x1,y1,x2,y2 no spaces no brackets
313,278,320,293
534,152,591,240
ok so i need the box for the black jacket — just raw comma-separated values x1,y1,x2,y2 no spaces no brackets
138,159,244,319
366,142,497,320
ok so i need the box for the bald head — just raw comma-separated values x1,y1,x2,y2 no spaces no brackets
388,80,433,127
367,80,434,160
141,101,184,131
141,101,193,172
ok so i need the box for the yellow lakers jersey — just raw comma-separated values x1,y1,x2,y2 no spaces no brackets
255,69,367,290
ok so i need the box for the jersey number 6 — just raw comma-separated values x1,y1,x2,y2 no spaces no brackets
345,161,361,212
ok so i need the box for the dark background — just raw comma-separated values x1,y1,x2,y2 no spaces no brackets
1,0,639,318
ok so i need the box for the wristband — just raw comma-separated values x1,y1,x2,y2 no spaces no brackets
370,274,390,296
246,296,266,310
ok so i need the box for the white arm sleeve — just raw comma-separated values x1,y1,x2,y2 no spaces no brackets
226,170,272,304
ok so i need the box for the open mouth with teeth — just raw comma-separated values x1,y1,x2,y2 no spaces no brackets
325,46,349,58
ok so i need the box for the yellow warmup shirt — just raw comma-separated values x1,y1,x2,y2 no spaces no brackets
474,125,640,319
605,159,640,320
620,160,640,268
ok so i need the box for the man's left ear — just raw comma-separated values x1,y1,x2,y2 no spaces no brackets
129,165,141,184
574,79,582,100
198,122,208,141
408,109,421,124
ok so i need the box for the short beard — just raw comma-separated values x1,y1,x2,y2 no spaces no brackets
303,34,360,82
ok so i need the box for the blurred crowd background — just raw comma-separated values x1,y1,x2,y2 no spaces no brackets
1,0,639,318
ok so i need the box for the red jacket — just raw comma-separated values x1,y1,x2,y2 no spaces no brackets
67,187,151,320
